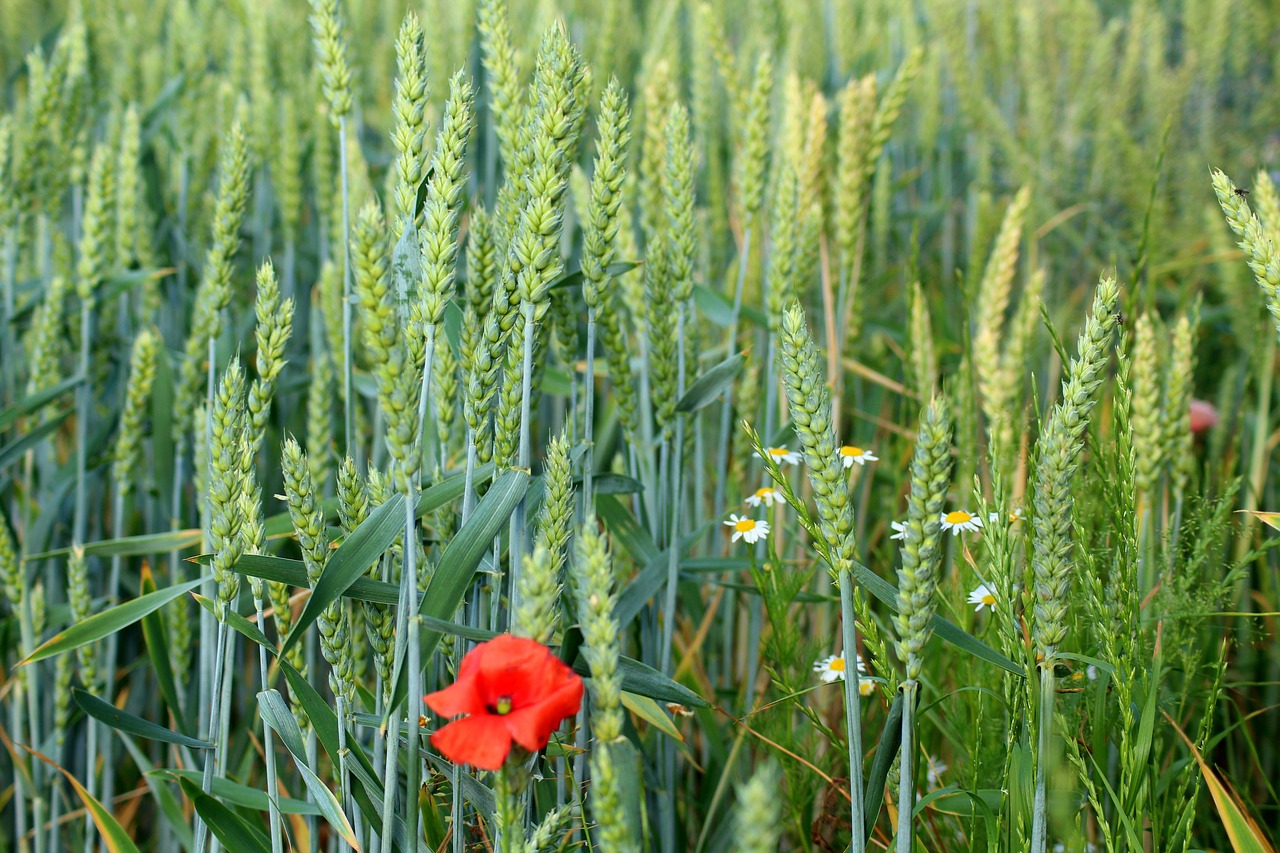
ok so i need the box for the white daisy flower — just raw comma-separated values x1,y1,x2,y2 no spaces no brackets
744,486,781,508
754,446,802,466
988,507,1025,524
940,509,983,535
967,583,997,612
724,514,770,544
926,755,948,788
813,653,867,683
858,677,876,697
1086,664,1098,681
838,445,878,468
889,520,907,540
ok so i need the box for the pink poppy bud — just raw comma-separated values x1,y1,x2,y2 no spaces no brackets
1189,399,1218,434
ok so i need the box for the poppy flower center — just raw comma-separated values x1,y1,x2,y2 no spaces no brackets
945,511,972,524
734,518,755,533
487,695,514,715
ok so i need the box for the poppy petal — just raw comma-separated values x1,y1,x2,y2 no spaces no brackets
430,716,513,771
503,674,584,751
424,674,483,718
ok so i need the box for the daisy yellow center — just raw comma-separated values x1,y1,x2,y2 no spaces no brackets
829,657,846,672
734,518,756,533
767,448,788,458
981,592,996,606
754,488,774,498
945,510,973,524
840,446,863,457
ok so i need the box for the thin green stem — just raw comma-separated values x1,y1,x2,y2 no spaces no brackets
338,116,356,466
255,597,284,853
582,313,598,520
838,569,866,853
1030,664,1055,853
193,619,230,853
896,681,918,853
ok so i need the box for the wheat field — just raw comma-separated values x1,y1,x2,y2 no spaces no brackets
0,0,1278,850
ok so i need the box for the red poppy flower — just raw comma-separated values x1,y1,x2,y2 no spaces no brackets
423,634,584,771
1189,399,1219,434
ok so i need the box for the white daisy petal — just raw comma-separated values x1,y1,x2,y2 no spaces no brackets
967,583,998,612
889,520,907,540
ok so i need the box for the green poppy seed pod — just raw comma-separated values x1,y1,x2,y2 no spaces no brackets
893,397,954,682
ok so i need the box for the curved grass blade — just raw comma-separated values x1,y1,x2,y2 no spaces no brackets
73,688,211,750
25,745,141,853
0,375,80,431
139,563,190,734
177,777,272,853
157,769,321,816
192,593,275,652
863,691,903,843
219,553,399,605
21,577,203,665
279,489,409,658
119,735,195,851
257,690,359,849
0,410,70,469
387,468,531,711
676,352,745,414
27,528,203,562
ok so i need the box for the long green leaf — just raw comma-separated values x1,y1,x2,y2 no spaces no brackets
27,528,202,561
177,777,272,853
26,746,141,853
0,410,71,469
676,352,745,413
0,374,80,431
72,688,211,750
220,553,399,605
158,769,321,816
120,736,195,851
388,469,531,711
549,260,640,291
21,578,204,665
192,593,274,653
281,488,408,657
863,691,904,842
277,663,408,848
257,690,359,848
139,564,190,735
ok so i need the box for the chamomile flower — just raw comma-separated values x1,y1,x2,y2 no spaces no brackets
838,445,878,468
725,514,770,544
889,520,907,540
858,677,876,697
940,509,983,535
745,486,781,508
988,507,1025,524
755,446,802,466
813,653,866,683
967,583,997,612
